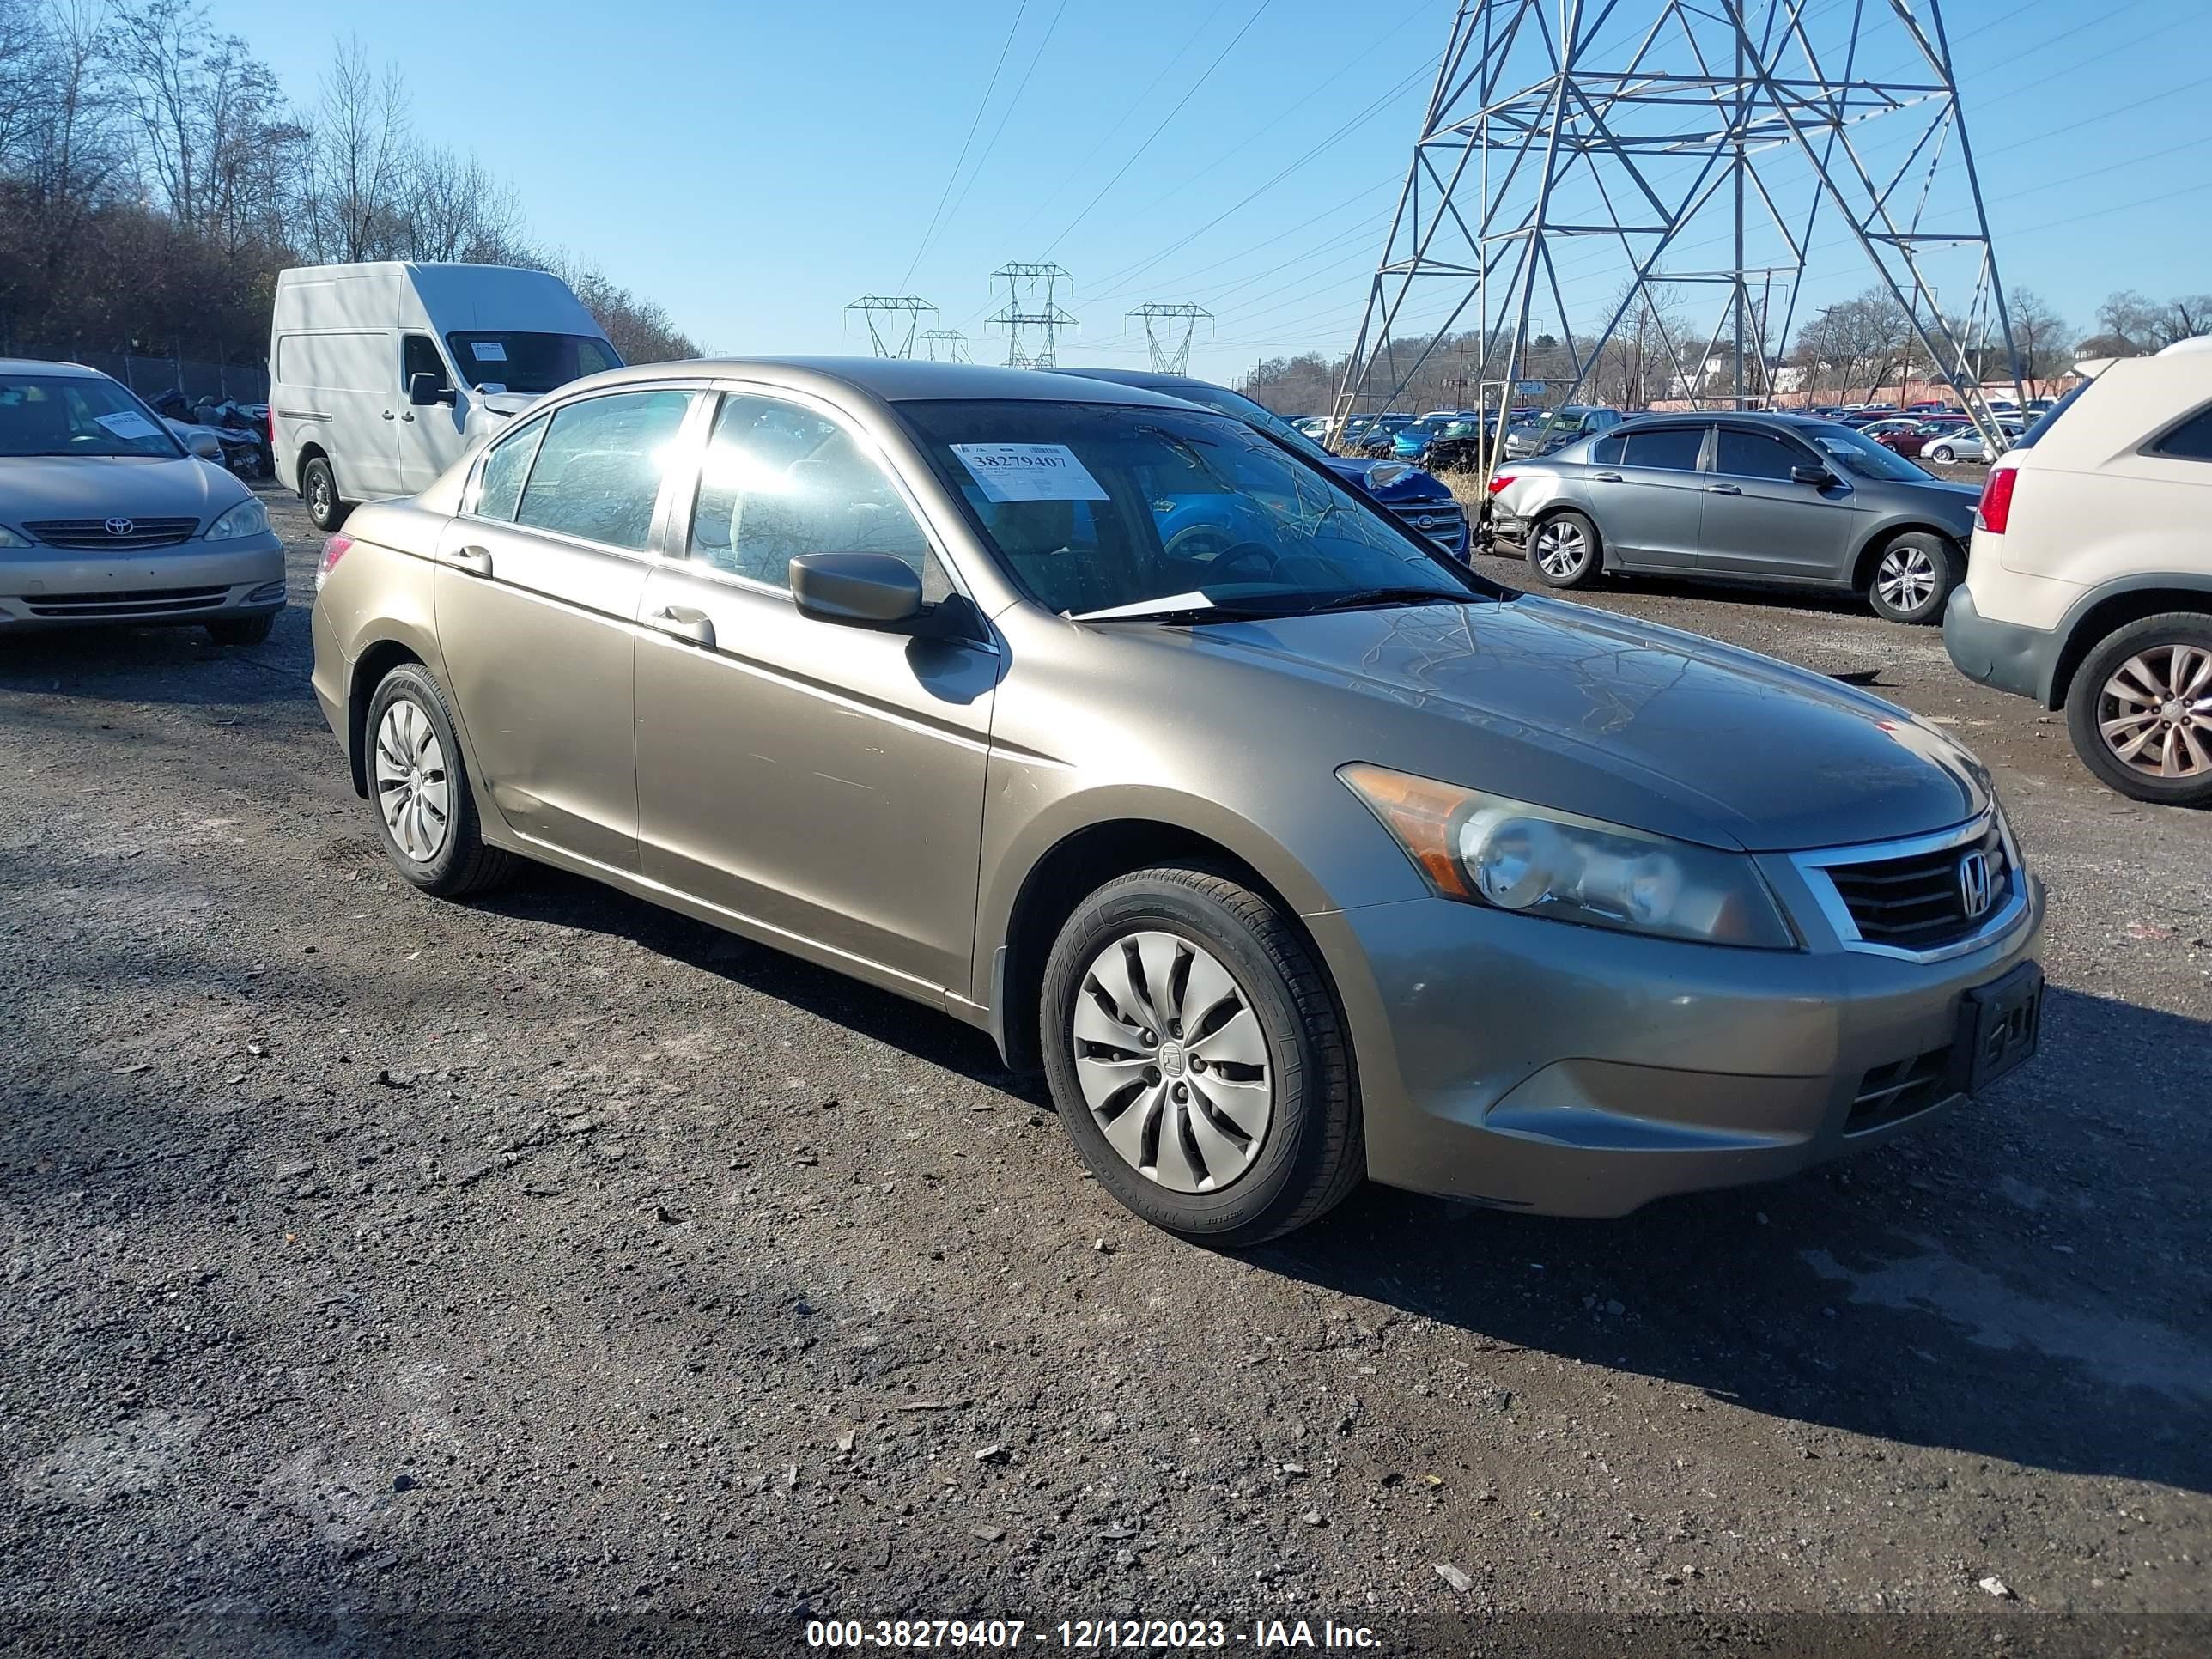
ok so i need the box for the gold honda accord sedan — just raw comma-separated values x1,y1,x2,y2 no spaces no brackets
311,358,2044,1243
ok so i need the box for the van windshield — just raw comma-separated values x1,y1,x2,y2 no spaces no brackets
0,373,184,459
444,332,622,395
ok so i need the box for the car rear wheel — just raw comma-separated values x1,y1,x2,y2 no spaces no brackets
1040,866,1362,1246
2065,614,2212,807
1865,532,1959,624
302,455,351,532
365,663,516,896
1926,443,1956,464
1529,510,1601,588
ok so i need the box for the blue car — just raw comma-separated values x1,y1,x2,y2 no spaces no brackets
1048,369,1471,560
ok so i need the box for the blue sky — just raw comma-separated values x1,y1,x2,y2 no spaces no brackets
225,0,2212,385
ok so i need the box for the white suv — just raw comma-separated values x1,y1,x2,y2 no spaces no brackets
1944,343,2212,806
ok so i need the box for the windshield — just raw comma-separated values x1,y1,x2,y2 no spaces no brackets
443,331,622,395
1158,380,1331,464
899,399,1493,621
0,374,184,459
1804,421,1932,482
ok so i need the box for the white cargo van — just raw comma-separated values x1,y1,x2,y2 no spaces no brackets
270,262,621,530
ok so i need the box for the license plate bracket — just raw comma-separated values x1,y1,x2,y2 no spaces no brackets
1953,963,2043,1094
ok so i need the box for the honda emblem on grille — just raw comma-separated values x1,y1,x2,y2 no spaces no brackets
104,518,134,538
1957,849,1993,919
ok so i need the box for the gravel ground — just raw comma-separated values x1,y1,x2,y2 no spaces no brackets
2,489,2207,1656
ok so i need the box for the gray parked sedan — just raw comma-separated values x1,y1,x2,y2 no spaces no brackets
1489,411,1981,623
312,359,2043,1244
1,359,286,641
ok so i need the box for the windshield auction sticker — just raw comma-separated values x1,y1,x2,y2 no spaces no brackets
952,443,1109,503
94,410,162,441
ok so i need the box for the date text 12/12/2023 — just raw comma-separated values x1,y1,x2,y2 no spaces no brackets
805,1619,1382,1650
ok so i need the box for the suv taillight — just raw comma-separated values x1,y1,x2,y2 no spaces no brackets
1976,466,2017,535
316,533,353,591
1486,473,1517,495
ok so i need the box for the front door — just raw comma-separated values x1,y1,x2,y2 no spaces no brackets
1586,423,1708,568
633,390,997,998
431,387,695,872
1694,424,1863,581
392,332,465,495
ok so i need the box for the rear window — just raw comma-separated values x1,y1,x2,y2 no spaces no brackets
2009,380,2092,450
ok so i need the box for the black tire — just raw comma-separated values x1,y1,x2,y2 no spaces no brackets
1864,530,1960,624
1039,866,1363,1247
207,612,274,647
301,454,351,532
2064,612,2212,808
363,663,516,896
1528,509,1602,588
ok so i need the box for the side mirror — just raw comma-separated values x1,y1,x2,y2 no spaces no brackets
789,551,924,629
407,372,455,408
1792,465,1837,487
185,429,222,461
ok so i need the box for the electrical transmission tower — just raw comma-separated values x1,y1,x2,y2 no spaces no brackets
1337,0,2026,449
846,295,938,359
988,264,1079,368
920,329,972,363
1127,303,1213,375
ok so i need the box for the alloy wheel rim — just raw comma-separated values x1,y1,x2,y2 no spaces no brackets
1072,930,1273,1194
1876,547,1937,613
373,699,452,862
309,472,331,517
1534,521,1587,579
2097,643,2212,779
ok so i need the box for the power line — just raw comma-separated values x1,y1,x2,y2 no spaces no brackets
901,1,1030,290
921,0,1074,280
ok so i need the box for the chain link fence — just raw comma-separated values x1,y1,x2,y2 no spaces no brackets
7,344,268,404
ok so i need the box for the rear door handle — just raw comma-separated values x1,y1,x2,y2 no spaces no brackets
1592,471,1623,482
446,545,493,577
648,605,715,648
381,410,396,421
1705,483,1742,495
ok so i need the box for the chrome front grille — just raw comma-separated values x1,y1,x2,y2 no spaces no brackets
23,516,199,550
1791,812,2026,963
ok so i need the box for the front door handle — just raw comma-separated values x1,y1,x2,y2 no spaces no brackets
648,606,715,649
400,411,416,422
447,545,493,578
1592,471,1623,482
1705,483,1742,495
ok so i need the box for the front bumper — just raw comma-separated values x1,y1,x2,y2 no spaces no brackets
1942,583,2060,706
0,535,286,629
1306,864,2045,1218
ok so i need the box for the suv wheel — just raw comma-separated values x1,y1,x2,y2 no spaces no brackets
1529,510,1601,588
1865,532,1960,624
2065,613,2212,807
364,663,516,895
1039,866,1363,1246
302,455,351,532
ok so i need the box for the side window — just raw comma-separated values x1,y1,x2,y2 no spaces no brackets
689,393,951,599
472,413,548,523
1622,427,1705,472
514,390,693,551
2151,405,2212,462
1715,428,1807,481
1590,434,1626,465
402,334,448,391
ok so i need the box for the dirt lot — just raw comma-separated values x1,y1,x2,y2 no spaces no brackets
3,489,2208,1656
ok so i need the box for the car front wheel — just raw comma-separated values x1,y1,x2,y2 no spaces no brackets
1040,866,1363,1246
2065,613,2212,807
1926,444,1955,464
1865,532,1960,624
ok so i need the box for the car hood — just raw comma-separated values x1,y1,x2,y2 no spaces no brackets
1320,455,1454,504
1183,596,1989,851
0,453,246,529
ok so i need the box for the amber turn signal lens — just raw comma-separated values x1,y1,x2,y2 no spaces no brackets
1337,762,1474,898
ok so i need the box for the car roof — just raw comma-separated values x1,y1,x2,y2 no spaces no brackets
0,357,107,380
1609,409,1835,431
565,356,1197,411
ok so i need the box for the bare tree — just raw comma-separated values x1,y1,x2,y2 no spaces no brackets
405,146,526,264
2002,289,2070,395
2096,290,2167,355
301,37,410,262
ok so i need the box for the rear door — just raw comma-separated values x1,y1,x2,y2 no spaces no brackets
631,387,997,998
1694,423,1861,581
285,329,400,500
432,386,696,872
1584,423,1708,568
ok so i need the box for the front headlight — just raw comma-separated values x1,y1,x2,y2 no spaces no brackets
1340,763,1796,949
206,497,270,541
0,524,32,549
1364,461,1415,489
